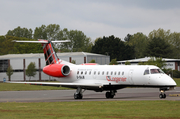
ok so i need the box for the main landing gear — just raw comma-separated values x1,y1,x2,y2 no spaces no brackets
105,90,117,99
74,87,85,99
159,90,166,99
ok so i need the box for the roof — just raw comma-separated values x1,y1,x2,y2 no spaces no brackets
118,57,180,63
0,52,108,59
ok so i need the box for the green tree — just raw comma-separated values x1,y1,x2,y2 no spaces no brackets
6,65,13,81
33,25,47,40
91,35,134,61
26,62,37,81
46,24,60,41
162,68,172,75
138,57,166,69
148,28,171,41
148,28,180,58
71,60,76,64
124,34,132,42
6,26,33,39
146,37,173,58
0,36,43,55
57,28,92,52
126,32,148,58
125,61,131,65
109,59,118,65
89,59,96,63
168,32,180,58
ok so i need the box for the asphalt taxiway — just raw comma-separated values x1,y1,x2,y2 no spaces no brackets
0,87,180,102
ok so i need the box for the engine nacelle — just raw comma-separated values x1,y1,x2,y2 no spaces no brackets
43,64,70,77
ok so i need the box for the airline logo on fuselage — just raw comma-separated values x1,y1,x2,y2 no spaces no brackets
106,76,126,83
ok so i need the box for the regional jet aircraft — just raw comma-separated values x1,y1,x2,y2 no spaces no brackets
11,39,177,99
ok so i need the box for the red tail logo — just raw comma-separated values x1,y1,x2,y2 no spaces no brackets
39,39,59,65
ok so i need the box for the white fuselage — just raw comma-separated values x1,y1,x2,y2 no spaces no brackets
56,65,176,88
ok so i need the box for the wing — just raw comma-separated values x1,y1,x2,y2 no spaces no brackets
8,81,103,89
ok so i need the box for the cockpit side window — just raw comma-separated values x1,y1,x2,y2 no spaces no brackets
144,69,149,75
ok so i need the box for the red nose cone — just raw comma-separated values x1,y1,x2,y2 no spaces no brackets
43,64,65,77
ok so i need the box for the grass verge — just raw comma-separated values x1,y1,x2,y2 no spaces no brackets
0,83,71,91
0,101,180,119
174,78,180,87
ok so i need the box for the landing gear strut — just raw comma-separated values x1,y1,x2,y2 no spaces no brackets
159,90,166,99
74,87,85,99
105,90,116,98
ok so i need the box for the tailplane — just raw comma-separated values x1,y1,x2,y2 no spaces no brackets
12,39,70,65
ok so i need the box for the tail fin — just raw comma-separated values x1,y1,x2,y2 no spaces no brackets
39,39,59,65
12,39,70,65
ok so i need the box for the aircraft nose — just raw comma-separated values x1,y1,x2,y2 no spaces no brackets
166,75,177,86
159,75,177,86
171,78,177,86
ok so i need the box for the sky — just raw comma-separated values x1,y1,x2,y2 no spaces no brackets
0,0,180,40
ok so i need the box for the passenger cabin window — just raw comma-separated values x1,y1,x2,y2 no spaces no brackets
94,71,96,75
122,72,124,75
85,71,87,75
118,72,120,75
102,71,104,75
106,72,109,75
89,71,91,75
144,69,149,75
111,71,113,75
77,71,79,74
150,69,164,74
98,71,100,75
114,72,116,75
81,71,83,74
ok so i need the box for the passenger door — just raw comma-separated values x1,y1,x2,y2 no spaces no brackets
128,69,134,84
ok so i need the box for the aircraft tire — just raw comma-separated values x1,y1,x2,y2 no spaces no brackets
74,93,78,99
110,94,114,98
106,92,111,98
74,93,83,99
163,94,166,98
106,92,114,98
159,94,163,99
78,94,83,99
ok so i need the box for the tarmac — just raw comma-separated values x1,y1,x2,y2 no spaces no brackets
0,87,180,102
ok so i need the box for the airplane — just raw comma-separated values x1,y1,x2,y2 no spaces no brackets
10,39,177,99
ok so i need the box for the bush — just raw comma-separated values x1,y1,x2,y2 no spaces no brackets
172,70,180,78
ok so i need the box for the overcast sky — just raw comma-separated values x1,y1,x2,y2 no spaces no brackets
0,0,180,40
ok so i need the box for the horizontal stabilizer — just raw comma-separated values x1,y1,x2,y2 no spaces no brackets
12,40,70,43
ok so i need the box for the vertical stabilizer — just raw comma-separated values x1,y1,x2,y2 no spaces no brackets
39,39,59,65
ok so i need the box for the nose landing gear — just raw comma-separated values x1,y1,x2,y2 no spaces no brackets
159,90,166,99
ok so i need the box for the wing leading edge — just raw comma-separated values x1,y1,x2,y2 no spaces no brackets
8,81,103,89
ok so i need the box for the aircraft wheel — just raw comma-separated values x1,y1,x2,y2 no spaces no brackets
74,93,83,99
110,94,114,98
78,94,83,99
159,94,163,99
106,92,111,98
74,93,78,99
163,94,166,99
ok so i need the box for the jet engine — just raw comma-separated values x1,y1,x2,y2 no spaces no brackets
43,64,70,77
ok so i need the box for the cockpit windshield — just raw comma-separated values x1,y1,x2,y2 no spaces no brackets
150,69,164,74
144,68,164,75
